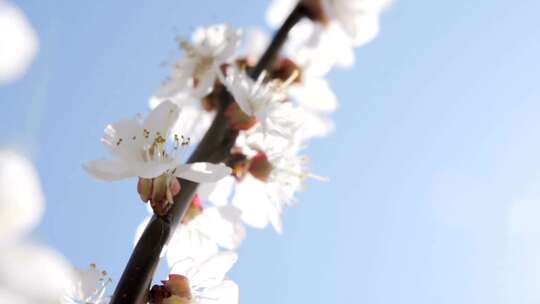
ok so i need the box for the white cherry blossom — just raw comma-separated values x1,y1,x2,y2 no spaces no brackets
267,0,390,46
158,24,242,99
266,0,390,74
225,132,325,233
150,94,215,147
241,28,337,139
285,19,356,75
232,174,284,233
62,264,111,304
134,192,245,267
319,0,391,46
167,204,246,266
84,100,231,182
221,66,300,139
164,252,239,304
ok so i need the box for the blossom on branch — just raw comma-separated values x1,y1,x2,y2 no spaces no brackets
62,264,111,304
134,194,245,266
266,0,391,73
150,252,239,304
150,94,216,148
166,194,245,266
217,132,325,233
85,101,229,182
221,66,301,140
158,24,242,99
239,28,336,139
84,101,231,215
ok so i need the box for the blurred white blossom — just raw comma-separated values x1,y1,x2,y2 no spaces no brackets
0,1,39,84
0,243,74,304
0,150,44,243
266,0,390,73
0,150,74,304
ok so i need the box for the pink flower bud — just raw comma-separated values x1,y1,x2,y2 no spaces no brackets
181,195,204,224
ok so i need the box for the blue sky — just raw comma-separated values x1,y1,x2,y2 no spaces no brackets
2,0,540,303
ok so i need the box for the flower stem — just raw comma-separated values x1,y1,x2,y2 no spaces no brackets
109,4,307,303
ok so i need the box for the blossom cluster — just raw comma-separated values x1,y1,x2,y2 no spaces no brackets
82,0,389,303
0,0,390,303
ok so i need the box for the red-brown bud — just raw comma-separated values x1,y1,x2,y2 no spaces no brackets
164,274,192,299
248,152,273,182
227,151,250,180
149,284,172,304
271,58,302,84
224,103,258,131
301,0,330,25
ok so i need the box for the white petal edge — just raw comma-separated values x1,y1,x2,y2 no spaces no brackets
174,163,232,183
83,159,134,181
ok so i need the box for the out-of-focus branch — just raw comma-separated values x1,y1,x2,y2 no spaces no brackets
250,4,307,78
110,4,307,304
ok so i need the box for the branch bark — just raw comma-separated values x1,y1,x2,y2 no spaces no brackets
110,4,307,303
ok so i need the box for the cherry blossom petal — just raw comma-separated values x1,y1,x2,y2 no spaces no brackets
290,77,337,113
83,159,134,181
0,288,27,304
179,252,238,289
174,163,232,183
143,100,180,142
167,226,219,267
131,158,179,179
197,206,246,250
197,280,239,304
198,176,235,207
101,118,144,162
232,175,283,232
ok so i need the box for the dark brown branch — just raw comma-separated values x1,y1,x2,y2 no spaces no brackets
250,4,307,78
110,4,307,304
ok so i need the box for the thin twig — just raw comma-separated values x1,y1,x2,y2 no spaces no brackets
110,4,307,303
